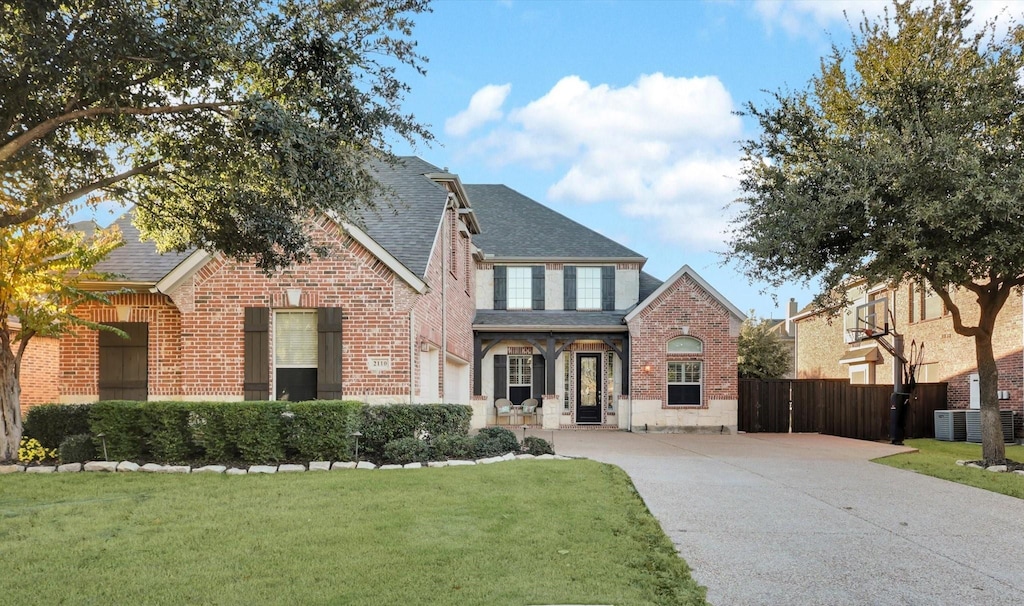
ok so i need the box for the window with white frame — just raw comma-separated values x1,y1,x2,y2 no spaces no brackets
508,355,532,404
576,267,602,310
507,267,532,310
274,310,318,401
667,361,701,406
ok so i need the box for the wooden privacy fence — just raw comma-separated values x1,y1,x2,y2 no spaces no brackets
739,379,947,441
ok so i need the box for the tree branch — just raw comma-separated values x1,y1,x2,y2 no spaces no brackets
0,101,243,163
0,160,162,229
931,281,979,337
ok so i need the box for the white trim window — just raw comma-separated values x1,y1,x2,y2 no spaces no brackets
508,354,533,404
507,267,532,310
274,310,317,401
576,266,602,310
667,361,702,406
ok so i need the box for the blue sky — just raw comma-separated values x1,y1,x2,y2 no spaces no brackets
388,0,1016,318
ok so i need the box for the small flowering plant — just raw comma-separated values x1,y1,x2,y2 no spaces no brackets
18,437,57,464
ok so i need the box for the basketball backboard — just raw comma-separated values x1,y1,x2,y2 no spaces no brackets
851,297,889,342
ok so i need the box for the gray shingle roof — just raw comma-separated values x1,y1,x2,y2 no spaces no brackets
359,156,448,278
91,156,449,283
464,184,645,260
638,271,663,302
474,310,627,330
93,213,196,283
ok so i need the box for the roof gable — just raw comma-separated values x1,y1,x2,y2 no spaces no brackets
625,265,745,323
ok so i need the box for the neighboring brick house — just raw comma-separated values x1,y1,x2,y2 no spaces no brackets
32,156,743,432
792,280,1023,418
7,318,60,415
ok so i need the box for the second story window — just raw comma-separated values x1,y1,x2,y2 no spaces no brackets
507,267,532,309
576,267,602,310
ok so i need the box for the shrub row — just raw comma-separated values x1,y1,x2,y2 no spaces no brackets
379,428,555,465
25,400,362,464
23,401,480,465
360,404,472,459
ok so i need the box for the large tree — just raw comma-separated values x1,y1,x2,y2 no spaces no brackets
1,0,431,460
729,0,1024,464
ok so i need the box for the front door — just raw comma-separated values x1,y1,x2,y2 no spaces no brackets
576,353,602,424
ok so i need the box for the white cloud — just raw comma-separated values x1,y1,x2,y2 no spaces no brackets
453,73,743,250
753,0,1020,39
444,83,512,137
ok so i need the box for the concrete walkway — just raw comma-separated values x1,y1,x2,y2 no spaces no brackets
550,430,1024,606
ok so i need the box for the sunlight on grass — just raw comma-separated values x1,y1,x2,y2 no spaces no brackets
0,460,707,605
874,439,1024,499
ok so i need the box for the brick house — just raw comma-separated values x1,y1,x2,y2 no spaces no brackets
791,280,1023,418
24,157,743,432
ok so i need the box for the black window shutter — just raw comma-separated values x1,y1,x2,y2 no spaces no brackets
494,266,507,310
243,307,270,400
532,266,545,310
532,354,545,400
493,354,507,400
317,307,343,400
564,266,576,310
602,266,616,311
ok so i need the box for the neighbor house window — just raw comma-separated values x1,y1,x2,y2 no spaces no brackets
667,336,702,406
667,361,702,406
274,310,317,401
909,282,946,323
507,267,532,309
508,355,532,404
576,267,602,310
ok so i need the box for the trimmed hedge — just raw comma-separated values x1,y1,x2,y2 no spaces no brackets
87,400,363,464
523,435,555,456
59,434,96,464
23,404,92,450
383,437,430,465
430,433,476,460
473,427,520,458
360,404,472,460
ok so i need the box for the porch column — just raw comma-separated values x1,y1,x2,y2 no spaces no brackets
621,336,630,395
546,335,557,394
473,335,483,396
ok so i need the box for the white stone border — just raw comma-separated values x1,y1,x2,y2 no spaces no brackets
0,453,574,475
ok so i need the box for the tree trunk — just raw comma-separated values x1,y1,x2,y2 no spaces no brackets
975,331,1005,465
0,333,22,462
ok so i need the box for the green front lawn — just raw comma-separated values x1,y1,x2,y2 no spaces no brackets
874,439,1024,499
0,460,706,605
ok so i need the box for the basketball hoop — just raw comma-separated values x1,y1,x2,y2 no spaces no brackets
863,327,875,337
846,328,866,342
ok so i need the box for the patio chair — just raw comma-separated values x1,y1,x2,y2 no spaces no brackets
495,398,514,425
520,398,539,425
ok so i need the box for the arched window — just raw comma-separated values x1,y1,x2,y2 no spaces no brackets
667,337,702,406
667,336,702,354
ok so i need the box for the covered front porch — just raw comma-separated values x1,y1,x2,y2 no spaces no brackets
472,315,630,429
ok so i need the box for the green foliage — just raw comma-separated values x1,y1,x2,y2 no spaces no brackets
429,433,476,461
1,0,432,271
89,401,148,460
285,400,362,461
737,315,792,379
522,436,555,456
58,434,95,464
359,404,473,459
473,427,520,458
87,400,363,464
23,403,92,450
221,402,288,463
382,436,430,465
728,0,1024,464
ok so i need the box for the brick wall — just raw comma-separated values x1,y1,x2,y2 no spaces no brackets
627,273,739,422
795,285,1023,416
17,334,60,413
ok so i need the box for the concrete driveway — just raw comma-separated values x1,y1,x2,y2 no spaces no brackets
551,431,1024,606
